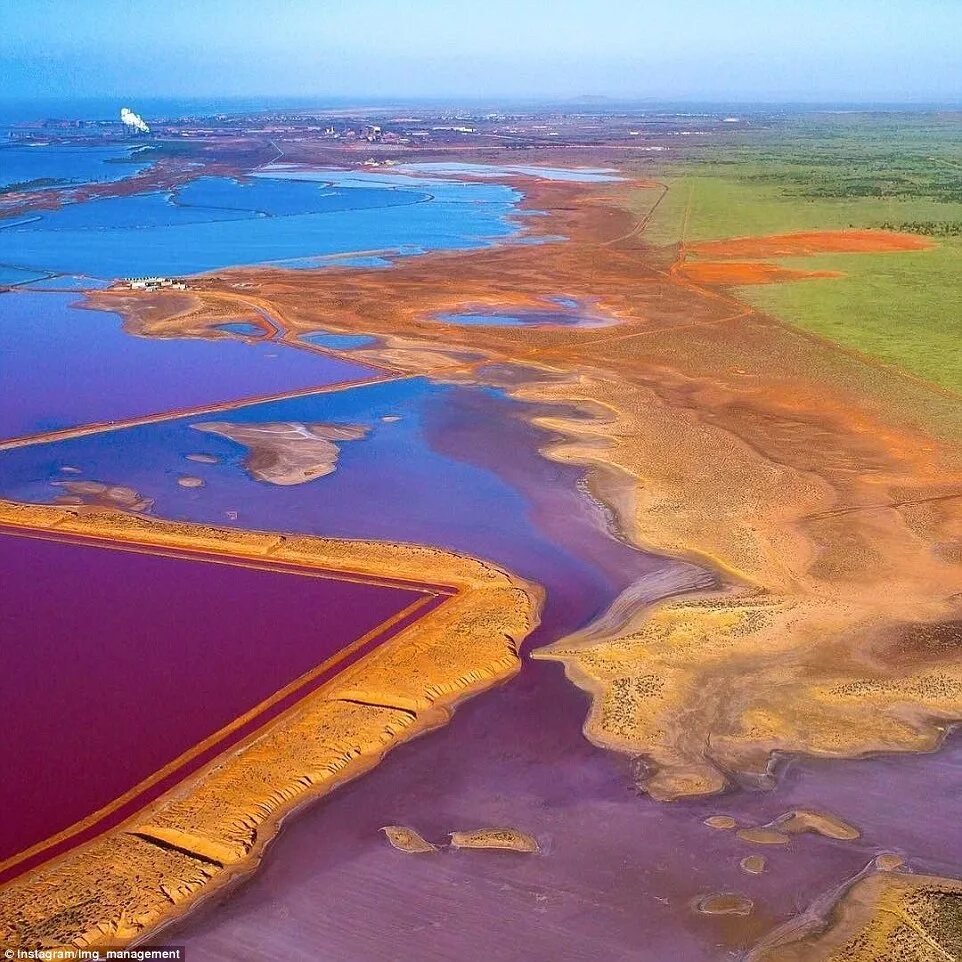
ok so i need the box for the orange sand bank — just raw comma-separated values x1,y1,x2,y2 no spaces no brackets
687,230,932,259
674,261,843,286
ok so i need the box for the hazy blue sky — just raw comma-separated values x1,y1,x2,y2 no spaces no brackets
3,0,961,104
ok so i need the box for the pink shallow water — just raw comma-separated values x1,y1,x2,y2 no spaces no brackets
0,529,437,879
148,392,959,962
172,640,962,961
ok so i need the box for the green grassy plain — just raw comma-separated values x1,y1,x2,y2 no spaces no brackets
641,170,962,246
631,118,962,393
745,242,962,392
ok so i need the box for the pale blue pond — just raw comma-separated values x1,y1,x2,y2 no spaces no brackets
436,312,537,328
303,254,394,269
0,168,524,280
214,321,265,337
433,297,616,329
0,144,152,191
397,162,625,183
300,331,377,350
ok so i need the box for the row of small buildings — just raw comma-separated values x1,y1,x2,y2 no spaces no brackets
124,276,188,291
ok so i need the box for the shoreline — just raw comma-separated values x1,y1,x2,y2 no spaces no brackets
153,166,962,781
56,161,962,796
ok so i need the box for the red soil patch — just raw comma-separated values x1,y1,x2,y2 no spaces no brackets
687,230,932,259
675,261,843,286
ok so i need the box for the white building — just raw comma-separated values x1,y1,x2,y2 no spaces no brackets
125,276,187,291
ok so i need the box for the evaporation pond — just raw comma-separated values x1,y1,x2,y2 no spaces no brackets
215,321,265,336
398,162,625,182
0,143,152,190
0,527,440,878
0,170,522,278
0,292,380,443
300,330,377,349
433,299,615,328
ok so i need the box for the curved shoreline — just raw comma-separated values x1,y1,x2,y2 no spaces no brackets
69,162,962,798
138,167,962,791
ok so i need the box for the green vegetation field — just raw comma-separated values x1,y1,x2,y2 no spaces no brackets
629,114,962,394
746,243,962,392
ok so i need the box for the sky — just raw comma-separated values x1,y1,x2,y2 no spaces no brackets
2,0,961,105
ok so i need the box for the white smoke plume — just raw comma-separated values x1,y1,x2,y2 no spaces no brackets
120,107,150,134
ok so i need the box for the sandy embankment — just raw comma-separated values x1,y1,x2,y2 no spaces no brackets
18,167,962,955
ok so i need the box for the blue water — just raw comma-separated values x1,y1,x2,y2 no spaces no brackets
434,298,616,328
5,177,417,232
271,248,425,269
12,189,253,230
253,167,467,190
304,255,394,269
435,312,537,328
0,266,48,286
19,275,110,291
398,162,625,183
215,322,265,337
0,293,378,442
0,376,637,603
0,144,152,191
0,168,523,279
300,331,377,350
177,176,414,218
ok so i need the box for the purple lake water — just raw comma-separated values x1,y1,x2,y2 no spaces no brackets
0,293,379,443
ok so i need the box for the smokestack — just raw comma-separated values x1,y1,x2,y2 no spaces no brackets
120,107,150,134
